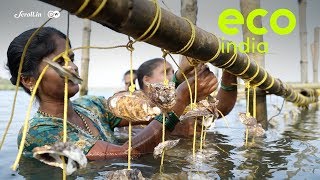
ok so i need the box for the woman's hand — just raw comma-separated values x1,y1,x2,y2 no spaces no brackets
176,65,218,106
175,56,201,82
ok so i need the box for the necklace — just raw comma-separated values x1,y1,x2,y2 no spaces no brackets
37,109,93,136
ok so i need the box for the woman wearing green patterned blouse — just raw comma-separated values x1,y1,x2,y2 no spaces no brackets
7,27,217,160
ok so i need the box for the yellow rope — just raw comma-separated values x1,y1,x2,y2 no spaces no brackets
162,53,169,86
254,70,268,87
11,52,62,170
62,155,67,180
216,53,237,68
87,0,108,19
203,131,207,147
0,18,52,150
245,82,251,117
246,61,260,82
128,121,132,170
71,45,127,51
135,0,161,43
252,86,257,118
192,118,197,159
126,39,135,170
171,18,196,54
191,66,199,158
193,67,198,105
224,53,238,69
206,34,221,63
167,53,194,106
262,76,275,90
160,113,166,167
199,116,205,150
74,0,90,15
216,109,229,128
234,53,251,76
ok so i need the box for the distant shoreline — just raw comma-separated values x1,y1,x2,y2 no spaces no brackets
0,78,15,90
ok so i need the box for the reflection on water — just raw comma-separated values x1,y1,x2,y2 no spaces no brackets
1,91,320,179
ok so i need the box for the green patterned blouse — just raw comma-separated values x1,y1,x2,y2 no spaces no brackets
17,95,122,155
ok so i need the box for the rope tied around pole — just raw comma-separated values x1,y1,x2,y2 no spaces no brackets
134,0,161,43
206,34,222,63
216,52,238,69
234,53,251,76
73,0,108,19
170,18,196,54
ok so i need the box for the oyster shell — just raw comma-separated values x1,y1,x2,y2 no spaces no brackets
32,142,87,175
180,99,219,121
107,91,161,122
106,169,145,180
248,123,266,137
238,112,257,126
43,58,82,84
146,82,176,111
153,139,180,159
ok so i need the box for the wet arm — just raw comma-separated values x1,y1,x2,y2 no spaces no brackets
216,71,237,116
86,96,188,160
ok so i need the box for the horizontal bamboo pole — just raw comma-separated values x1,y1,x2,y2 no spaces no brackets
39,0,318,106
287,83,320,89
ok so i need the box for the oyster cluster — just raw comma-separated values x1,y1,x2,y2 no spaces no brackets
107,91,161,122
32,142,87,175
238,112,265,137
106,169,145,180
153,139,180,159
146,82,176,111
180,99,219,124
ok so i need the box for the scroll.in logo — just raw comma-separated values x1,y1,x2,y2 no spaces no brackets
47,10,60,18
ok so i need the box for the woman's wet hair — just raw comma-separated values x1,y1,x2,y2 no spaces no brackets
137,58,164,90
6,27,69,94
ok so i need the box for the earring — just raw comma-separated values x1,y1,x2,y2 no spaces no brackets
30,86,33,93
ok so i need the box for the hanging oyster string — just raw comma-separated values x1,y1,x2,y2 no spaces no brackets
238,112,265,137
145,82,176,112
180,99,220,126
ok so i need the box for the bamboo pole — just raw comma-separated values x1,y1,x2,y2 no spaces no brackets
240,0,267,126
298,0,308,83
181,0,198,25
38,0,318,106
79,19,91,96
312,27,320,83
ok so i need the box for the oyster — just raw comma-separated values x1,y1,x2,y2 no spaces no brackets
153,139,180,159
248,123,266,137
238,112,257,126
146,82,176,111
180,99,219,121
106,169,145,180
44,58,82,84
107,91,161,122
32,142,87,175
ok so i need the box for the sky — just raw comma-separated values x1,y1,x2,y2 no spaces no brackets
0,0,319,88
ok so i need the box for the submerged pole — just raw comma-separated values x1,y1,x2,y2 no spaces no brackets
38,0,318,106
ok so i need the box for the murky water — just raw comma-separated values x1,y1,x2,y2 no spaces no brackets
0,90,319,179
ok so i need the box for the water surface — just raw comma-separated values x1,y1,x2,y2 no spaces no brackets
0,90,319,179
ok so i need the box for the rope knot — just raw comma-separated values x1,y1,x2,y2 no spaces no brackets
62,53,71,62
161,48,169,59
129,84,136,93
126,40,134,51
